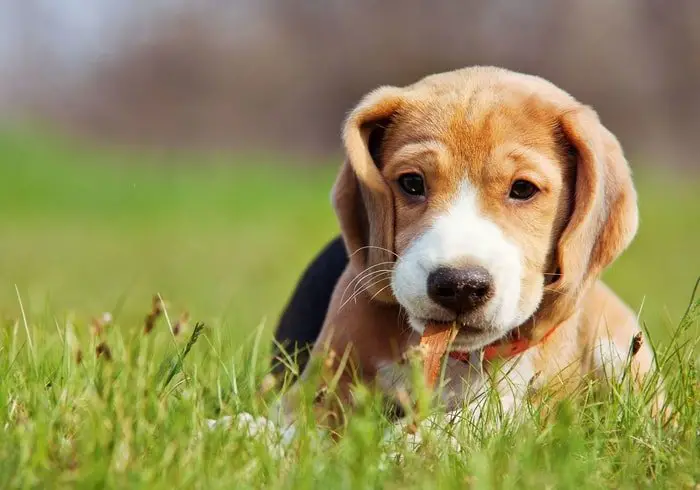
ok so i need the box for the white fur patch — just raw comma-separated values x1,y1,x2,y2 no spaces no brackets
204,413,296,458
392,179,525,349
376,347,536,419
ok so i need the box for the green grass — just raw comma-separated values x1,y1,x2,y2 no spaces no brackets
0,130,698,488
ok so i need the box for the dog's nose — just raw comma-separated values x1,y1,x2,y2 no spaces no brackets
427,266,493,313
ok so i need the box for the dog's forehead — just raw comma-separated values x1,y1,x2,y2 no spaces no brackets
387,81,564,163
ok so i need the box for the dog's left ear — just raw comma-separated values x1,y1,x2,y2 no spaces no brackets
331,86,406,301
554,106,638,296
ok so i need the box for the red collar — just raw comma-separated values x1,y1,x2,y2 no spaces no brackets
448,320,562,364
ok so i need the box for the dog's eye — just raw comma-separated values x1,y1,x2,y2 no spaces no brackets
509,180,538,200
398,173,426,197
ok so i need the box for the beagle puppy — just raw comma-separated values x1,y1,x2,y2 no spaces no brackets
273,66,657,428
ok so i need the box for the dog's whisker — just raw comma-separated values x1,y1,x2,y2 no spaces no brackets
341,271,392,305
351,270,393,295
356,261,395,275
340,275,392,311
350,274,392,302
397,307,414,333
350,276,393,303
369,284,392,302
351,245,399,258
351,266,394,291
340,271,392,303
339,263,394,303
343,261,394,287
396,307,405,326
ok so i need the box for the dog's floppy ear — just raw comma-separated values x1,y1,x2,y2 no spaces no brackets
553,106,638,296
332,86,405,302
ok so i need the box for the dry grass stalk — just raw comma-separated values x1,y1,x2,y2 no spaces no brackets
144,295,164,334
96,342,112,361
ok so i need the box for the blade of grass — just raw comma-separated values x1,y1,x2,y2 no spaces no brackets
160,322,205,392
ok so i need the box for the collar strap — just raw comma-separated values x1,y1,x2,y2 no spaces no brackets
448,320,562,364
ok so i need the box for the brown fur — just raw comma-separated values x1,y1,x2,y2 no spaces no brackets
286,66,655,428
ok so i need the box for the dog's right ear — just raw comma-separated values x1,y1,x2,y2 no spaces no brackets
332,86,406,302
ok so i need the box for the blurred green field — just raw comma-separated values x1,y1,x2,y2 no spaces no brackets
0,131,698,488
0,131,338,337
0,130,698,344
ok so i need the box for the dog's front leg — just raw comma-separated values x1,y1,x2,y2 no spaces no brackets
279,266,410,432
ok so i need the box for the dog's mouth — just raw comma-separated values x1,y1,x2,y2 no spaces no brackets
416,317,486,336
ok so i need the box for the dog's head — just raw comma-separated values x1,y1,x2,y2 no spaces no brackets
333,66,638,351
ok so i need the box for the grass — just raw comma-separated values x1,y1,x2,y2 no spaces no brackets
0,130,698,488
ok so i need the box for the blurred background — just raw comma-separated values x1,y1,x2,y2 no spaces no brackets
0,0,698,346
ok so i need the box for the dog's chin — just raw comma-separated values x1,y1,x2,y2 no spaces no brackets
451,329,508,352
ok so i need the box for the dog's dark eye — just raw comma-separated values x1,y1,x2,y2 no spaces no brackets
398,173,426,197
509,180,538,201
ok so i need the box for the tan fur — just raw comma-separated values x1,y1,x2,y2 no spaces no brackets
286,66,656,429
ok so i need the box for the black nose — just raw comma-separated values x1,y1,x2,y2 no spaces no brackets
427,266,494,313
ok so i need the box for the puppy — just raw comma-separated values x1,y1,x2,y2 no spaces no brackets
273,66,658,428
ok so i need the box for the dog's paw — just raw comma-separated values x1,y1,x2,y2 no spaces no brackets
381,412,464,455
205,415,234,431
205,412,296,457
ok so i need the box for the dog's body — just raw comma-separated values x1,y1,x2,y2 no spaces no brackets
273,66,656,426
